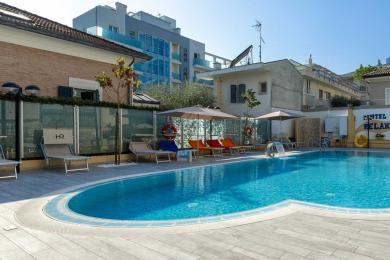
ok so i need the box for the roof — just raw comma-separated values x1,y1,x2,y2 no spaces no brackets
363,67,390,79
0,2,151,61
197,59,298,79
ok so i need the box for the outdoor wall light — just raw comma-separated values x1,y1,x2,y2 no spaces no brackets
25,85,41,96
1,82,21,94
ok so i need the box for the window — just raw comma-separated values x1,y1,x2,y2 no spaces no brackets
108,25,118,33
319,89,323,100
325,92,331,100
306,80,311,94
385,88,390,105
129,31,137,39
258,82,267,95
230,84,246,103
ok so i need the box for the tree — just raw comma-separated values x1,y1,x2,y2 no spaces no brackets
354,64,379,81
330,95,361,107
241,89,261,142
144,83,215,109
95,57,140,165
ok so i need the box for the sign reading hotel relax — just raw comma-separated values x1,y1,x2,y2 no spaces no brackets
363,114,390,130
43,128,73,144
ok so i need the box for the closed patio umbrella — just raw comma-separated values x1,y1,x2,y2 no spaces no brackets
256,110,304,140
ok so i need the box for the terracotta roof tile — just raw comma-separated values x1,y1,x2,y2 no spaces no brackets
363,67,390,78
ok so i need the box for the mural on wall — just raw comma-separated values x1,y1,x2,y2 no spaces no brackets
354,109,390,143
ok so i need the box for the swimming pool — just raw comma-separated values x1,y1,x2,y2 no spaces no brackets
45,151,390,227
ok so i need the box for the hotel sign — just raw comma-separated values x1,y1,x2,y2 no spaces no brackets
43,128,73,144
363,114,390,130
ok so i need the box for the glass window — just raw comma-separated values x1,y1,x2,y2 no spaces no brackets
319,89,323,100
23,102,74,158
153,38,159,54
79,106,116,154
258,82,267,95
230,85,237,103
164,42,170,58
306,80,311,94
0,100,15,159
108,25,118,33
129,31,137,39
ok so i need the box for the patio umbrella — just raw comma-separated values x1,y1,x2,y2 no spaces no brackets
256,110,304,140
157,105,237,120
157,106,238,144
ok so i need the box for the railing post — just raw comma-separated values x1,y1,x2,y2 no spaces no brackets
19,100,24,160
74,105,79,154
153,110,157,139
119,108,123,154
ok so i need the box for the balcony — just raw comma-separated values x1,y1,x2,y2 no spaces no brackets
193,77,214,86
193,58,212,70
172,72,181,82
172,52,180,61
87,26,142,50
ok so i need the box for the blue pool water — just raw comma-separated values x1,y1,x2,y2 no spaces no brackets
67,151,390,221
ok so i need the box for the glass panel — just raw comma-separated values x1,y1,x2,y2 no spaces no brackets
255,120,270,144
122,109,154,151
0,100,15,159
23,102,74,158
79,106,116,154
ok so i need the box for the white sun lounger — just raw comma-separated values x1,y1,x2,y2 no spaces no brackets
129,141,172,164
0,145,20,179
41,144,90,174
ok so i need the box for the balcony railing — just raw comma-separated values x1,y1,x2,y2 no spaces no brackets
87,26,142,50
172,72,181,81
172,52,180,61
193,77,214,86
193,58,211,69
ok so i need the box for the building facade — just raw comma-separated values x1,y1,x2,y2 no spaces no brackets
197,60,304,137
0,2,160,107
293,57,362,110
73,2,229,87
364,66,390,106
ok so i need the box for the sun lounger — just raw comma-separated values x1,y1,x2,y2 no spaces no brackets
0,145,20,179
159,140,198,159
222,138,254,153
220,138,247,154
41,144,90,174
189,139,224,157
129,141,172,164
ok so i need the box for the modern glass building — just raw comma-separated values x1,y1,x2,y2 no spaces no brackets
73,2,230,87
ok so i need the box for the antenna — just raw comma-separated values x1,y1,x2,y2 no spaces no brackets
252,20,265,62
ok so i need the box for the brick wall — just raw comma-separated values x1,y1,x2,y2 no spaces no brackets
0,41,129,103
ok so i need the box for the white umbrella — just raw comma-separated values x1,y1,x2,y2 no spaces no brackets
157,105,238,143
157,105,238,120
256,110,304,140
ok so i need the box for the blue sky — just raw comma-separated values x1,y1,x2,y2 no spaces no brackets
5,0,390,73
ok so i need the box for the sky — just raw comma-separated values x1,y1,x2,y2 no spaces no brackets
4,0,390,74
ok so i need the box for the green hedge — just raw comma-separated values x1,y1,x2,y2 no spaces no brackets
0,94,160,111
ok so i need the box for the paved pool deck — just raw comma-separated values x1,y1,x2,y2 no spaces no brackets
1,150,390,259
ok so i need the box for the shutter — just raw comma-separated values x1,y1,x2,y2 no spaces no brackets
58,86,73,98
230,85,237,103
238,84,246,103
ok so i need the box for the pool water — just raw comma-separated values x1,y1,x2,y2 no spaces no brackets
67,151,390,221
